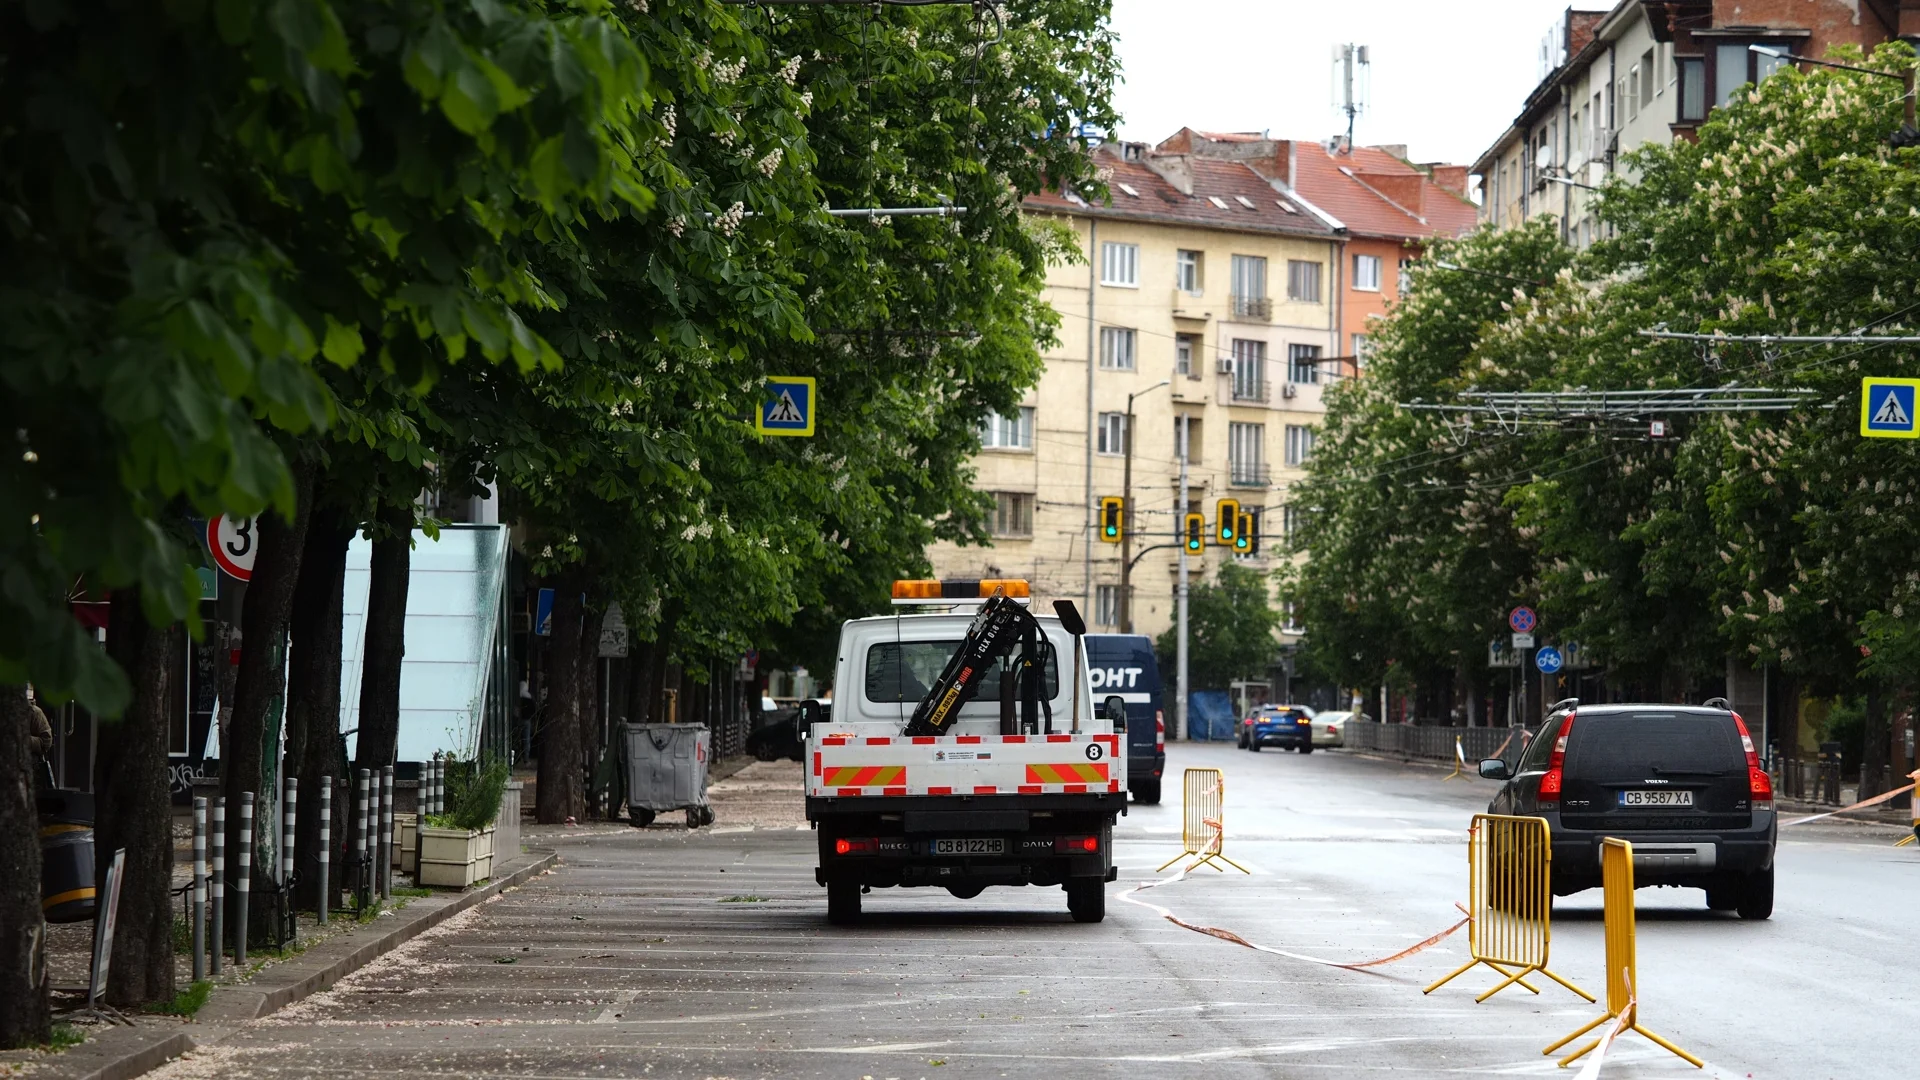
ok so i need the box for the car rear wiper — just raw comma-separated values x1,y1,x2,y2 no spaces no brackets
1650,766,1732,777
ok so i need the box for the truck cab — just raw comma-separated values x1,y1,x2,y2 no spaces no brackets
804,580,1125,924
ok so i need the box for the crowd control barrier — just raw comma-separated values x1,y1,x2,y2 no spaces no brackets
1545,838,1702,1069
1426,814,1592,1003
1158,768,1248,874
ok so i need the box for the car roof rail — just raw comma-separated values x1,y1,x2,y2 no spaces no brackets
1702,696,1732,710
1547,697,1580,713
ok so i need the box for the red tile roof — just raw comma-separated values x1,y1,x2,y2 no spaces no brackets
1022,144,1337,239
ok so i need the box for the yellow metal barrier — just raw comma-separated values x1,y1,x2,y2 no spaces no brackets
1426,814,1592,1003
1900,768,1919,847
1441,736,1465,781
1544,838,1703,1069
1157,768,1248,874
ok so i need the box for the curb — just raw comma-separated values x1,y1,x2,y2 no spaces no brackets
21,849,558,1080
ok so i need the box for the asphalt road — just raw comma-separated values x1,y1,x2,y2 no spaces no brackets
153,742,1918,1079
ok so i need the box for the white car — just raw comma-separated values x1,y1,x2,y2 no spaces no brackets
1312,711,1363,747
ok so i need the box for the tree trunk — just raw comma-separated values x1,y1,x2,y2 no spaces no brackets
353,502,413,774
647,603,681,726
96,600,177,1007
0,686,51,1047
285,512,352,911
625,638,655,726
1863,682,1889,798
578,602,607,762
224,461,313,927
535,577,585,823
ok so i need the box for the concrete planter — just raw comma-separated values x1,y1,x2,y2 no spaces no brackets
393,813,417,869
418,824,495,888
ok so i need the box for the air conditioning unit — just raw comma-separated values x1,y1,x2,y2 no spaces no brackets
1281,383,1298,399
1216,357,1234,375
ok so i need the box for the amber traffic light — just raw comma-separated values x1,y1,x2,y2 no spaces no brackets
1215,498,1239,544
1235,509,1254,552
1183,512,1205,553
1099,496,1124,543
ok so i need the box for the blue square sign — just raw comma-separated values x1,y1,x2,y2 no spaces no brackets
756,376,816,437
1861,378,1920,439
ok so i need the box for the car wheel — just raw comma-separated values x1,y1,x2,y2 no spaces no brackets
1735,867,1774,921
1066,879,1106,923
1237,728,1248,749
1248,739,1261,752
629,807,655,828
1132,780,1162,805
1301,744,1315,755
827,881,861,925
753,742,780,762
946,884,984,899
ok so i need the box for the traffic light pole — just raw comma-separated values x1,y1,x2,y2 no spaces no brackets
1119,380,1168,633
1176,419,1190,742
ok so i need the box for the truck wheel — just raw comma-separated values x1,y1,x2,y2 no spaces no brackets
827,881,861,925
1132,780,1162,805
946,885,984,899
1066,879,1105,923
629,807,655,828
1735,867,1774,921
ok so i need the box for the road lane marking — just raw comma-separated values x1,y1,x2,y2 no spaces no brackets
590,990,638,1023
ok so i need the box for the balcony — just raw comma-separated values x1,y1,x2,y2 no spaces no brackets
1230,379,1269,404
1228,462,1271,488
1229,294,1272,321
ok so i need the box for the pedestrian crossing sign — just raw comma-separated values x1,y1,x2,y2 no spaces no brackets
1861,377,1920,438
756,376,816,437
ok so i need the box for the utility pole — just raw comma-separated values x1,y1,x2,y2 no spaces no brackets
1083,221,1097,618
1119,379,1169,633
1176,416,1191,742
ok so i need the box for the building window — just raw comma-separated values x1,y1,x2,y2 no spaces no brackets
1231,339,1267,402
1176,250,1203,294
1282,503,1303,539
1640,48,1655,108
1096,411,1128,456
1228,422,1266,486
1397,258,1413,296
1351,333,1370,367
1230,255,1269,319
1288,343,1322,385
1677,56,1706,123
1099,326,1136,370
1175,333,1200,377
1094,584,1120,628
1286,260,1321,303
1101,242,1138,287
1284,424,1315,466
979,406,1034,450
1352,254,1382,292
1175,416,1202,464
992,492,1033,537
1282,602,1304,634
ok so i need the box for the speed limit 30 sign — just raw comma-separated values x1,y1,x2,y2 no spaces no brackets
206,515,258,581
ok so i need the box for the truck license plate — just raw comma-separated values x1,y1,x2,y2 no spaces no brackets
1619,790,1694,807
933,838,1004,856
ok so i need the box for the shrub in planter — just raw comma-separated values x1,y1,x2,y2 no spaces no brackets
419,758,509,887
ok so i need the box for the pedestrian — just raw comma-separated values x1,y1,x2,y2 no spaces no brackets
25,685,54,789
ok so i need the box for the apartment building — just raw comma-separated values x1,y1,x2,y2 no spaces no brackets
926,134,1474,650
926,140,1341,644
1476,0,1920,245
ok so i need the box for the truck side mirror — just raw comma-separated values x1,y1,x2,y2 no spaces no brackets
795,700,825,741
1103,695,1127,732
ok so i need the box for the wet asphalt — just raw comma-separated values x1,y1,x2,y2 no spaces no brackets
149,743,1918,1079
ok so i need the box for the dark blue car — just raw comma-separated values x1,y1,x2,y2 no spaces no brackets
1084,634,1166,804
1241,705,1314,753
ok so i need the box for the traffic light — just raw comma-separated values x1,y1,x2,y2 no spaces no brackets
1215,498,1240,545
1099,496,1124,543
1235,509,1255,553
1183,512,1205,554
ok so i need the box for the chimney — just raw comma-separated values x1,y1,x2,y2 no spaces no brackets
1146,152,1194,196
1370,144,1409,161
1567,9,1604,57
1356,170,1427,219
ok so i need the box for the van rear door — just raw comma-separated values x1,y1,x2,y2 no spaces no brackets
1083,634,1161,757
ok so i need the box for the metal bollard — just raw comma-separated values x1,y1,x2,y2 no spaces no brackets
191,797,207,982
380,766,395,900
354,769,370,910
282,776,297,941
211,796,225,976
318,777,332,925
428,754,441,816
236,792,253,965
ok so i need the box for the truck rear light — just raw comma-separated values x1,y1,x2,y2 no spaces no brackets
1054,835,1099,853
834,837,878,856
1732,714,1773,805
1536,711,1575,807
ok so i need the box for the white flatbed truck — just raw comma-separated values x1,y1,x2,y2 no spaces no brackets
803,580,1127,924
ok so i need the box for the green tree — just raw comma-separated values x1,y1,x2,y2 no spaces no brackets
1155,564,1283,690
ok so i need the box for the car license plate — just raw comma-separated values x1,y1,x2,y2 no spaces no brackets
1619,789,1694,807
933,838,1004,856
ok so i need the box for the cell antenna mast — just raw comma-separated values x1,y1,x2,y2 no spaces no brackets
1332,44,1370,149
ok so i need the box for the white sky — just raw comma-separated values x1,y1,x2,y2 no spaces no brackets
1109,0,1588,168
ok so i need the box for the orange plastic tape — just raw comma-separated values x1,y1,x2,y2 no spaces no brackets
1781,780,1917,827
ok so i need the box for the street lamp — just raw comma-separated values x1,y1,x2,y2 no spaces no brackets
1118,378,1170,633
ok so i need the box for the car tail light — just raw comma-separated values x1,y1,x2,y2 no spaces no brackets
1055,835,1100,853
1155,712,1165,754
1536,712,1576,806
834,837,878,856
1732,714,1774,810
